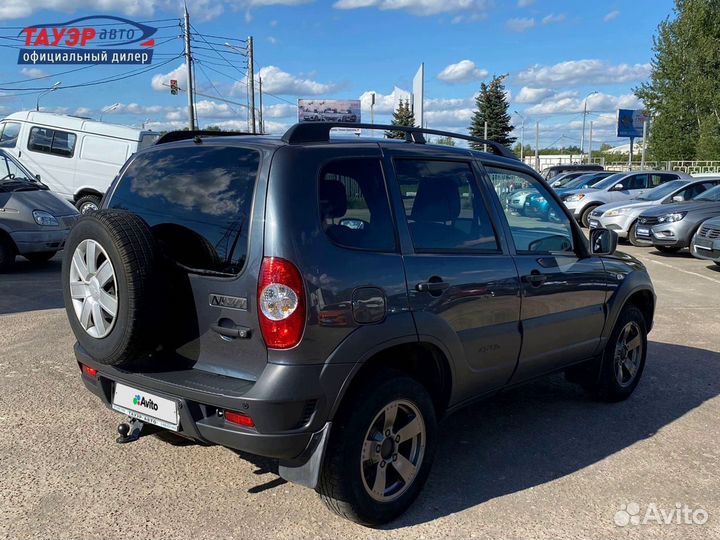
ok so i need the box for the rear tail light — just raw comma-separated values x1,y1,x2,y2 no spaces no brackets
258,257,306,349
224,410,255,428
81,364,98,378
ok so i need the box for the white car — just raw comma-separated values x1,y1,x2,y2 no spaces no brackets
0,111,158,213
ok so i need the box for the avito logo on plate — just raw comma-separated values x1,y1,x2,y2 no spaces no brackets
17,15,157,66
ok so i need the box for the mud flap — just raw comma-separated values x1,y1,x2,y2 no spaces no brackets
278,422,331,489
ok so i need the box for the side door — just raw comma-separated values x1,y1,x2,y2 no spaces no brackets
385,150,522,402
483,163,608,382
621,173,649,198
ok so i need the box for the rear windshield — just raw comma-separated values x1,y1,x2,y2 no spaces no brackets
108,146,260,274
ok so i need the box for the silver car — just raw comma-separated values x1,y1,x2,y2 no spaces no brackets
0,149,79,271
561,170,692,227
589,178,720,245
690,217,720,266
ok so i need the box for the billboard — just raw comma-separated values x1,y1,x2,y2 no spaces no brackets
412,63,424,128
617,109,647,138
298,99,361,123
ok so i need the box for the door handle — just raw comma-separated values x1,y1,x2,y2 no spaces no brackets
211,323,251,339
522,271,547,287
416,280,450,294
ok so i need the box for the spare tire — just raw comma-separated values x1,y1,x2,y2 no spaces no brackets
62,209,161,367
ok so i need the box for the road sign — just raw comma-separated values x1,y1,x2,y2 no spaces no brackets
617,109,647,138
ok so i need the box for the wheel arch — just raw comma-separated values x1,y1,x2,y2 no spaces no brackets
0,227,18,254
73,188,104,202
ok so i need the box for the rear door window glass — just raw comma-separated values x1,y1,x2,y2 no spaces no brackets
108,146,260,274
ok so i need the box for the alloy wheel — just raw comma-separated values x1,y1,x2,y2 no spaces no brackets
614,321,643,387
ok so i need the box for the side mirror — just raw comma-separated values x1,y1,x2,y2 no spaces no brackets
611,183,625,191
671,194,684,202
590,228,618,255
35,174,41,181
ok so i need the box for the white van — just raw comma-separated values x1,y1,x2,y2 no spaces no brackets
0,111,159,213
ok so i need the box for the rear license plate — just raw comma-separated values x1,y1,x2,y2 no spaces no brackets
694,237,713,250
636,226,650,237
589,220,599,229
112,383,179,431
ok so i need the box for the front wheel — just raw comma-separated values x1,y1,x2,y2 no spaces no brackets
76,195,102,215
580,205,599,228
628,221,646,247
0,236,15,272
317,370,438,526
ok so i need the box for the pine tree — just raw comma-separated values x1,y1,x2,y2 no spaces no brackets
385,99,416,139
469,74,516,150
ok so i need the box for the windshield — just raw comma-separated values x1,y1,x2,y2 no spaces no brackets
636,180,687,201
591,173,626,190
694,185,720,202
0,151,40,189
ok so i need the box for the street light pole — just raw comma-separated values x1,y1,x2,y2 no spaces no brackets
580,91,598,162
100,103,119,121
36,81,61,111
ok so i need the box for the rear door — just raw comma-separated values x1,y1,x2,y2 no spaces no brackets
483,163,608,381
385,148,522,401
107,142,269,380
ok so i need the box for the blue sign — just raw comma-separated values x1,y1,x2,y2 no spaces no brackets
17,16,156,65
617,109,647,138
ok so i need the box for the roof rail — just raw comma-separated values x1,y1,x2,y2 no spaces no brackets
281,122,519,160
155,130,252,145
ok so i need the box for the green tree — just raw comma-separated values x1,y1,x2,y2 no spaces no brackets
697,115,720,159
385,99,416,139
636,0,720,160
469,74,516,150
434,136,456,146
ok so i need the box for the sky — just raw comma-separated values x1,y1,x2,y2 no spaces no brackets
0,0,676,148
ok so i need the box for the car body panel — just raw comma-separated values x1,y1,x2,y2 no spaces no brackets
690,217,720,262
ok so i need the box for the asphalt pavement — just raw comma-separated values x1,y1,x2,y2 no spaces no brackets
1,247,719,539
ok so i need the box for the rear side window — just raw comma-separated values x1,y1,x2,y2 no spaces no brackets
0,122,21,148
108,146,260,274
28,126,77,157
623,174,647,190
318,158,395,252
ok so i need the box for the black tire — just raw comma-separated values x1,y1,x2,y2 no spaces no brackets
585,305,648,402
628,221,646,247
0,235,16,272
317,369,438,526
580,205,599,228
715,261,720,268
24,251,57,263
656,245,682,254
76,195,102,215
61,209,161,367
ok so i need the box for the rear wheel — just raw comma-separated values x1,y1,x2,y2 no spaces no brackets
0,236,16,272
656,245,681,254
317,370,438,526
24,251,57,263
76,195,102,214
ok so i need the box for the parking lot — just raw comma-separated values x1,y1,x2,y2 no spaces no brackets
1,246,719,539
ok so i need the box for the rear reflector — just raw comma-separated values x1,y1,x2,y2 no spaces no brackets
81,364,98,378
224,410,255,428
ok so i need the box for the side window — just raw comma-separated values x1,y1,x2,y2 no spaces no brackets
649,174,673,187
28,126,76,157
678,183,707,200
486,166,575,254
0,122,21,148
624,174,647,190
318,158,395,252
394,160,499,253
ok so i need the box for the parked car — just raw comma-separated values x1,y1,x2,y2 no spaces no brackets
589,178,720,246
61,123,655,526
553,171,614,192
0,111,159,214
636,184,720,252
562,170,692,227
690,217,720,266
0,149,79,271
540,163,604,181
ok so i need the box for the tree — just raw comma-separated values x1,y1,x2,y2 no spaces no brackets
635,0,720,160
434,136,456,146
385,99,415,139
469,74,516,150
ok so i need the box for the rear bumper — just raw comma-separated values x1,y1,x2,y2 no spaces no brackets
75,343,352,461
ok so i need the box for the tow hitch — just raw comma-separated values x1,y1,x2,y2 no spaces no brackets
116,418,145,443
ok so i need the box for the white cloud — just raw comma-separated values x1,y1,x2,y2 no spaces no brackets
20,67,48,79
604,10,620,22
263,103,296,118
437,60,488,84
524,92,643,115
506,17,535,32
515,87,553,104
244,65,337,95
516,59,651,87
267,36,278,44
425,108,474,127
359,87,411,114
151,63,188,93
517,0,534,6
425,97,473,111
541,13,565,25
333,0,490,16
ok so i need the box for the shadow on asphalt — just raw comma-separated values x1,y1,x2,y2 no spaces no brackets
650,248,693,258
707,264,720,273
0,255,64,315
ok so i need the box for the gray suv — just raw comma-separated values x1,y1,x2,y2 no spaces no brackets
62,124,656,526
562,170,691,227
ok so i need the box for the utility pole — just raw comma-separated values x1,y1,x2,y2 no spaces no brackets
588,121,594,163
483,121,488,153
258,76,264,134
535,121,540,170
580,91,598,163
514,110,525,162
247,36,256,134
183,4,196,131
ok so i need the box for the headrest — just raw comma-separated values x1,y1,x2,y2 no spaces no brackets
319,180,347,219
410,179,461,223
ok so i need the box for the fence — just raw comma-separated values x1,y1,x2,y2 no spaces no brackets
526,157,720,175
